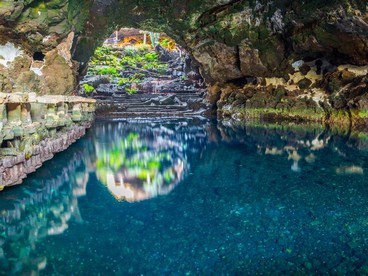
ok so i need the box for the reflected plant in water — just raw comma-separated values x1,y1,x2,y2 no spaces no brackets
3,119,368,274
95,130,187,202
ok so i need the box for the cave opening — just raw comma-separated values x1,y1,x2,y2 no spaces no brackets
80,28,208,117
33,52,45,61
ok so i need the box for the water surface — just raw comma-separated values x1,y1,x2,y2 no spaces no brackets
1,119,368,274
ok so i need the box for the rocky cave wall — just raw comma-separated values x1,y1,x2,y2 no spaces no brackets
0,0,367,125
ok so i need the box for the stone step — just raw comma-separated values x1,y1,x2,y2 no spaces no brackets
107,104,201,109
103,111,199,117
111,99,203,103
98,105,190,110
94,90,208,117
95,91,204,99
98,102,205,108
97,96,203,102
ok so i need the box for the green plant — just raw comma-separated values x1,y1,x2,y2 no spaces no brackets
143,62,168,73
123,47,138,56
120,55,140,67
83,83,95,94
117,76,142,86
136,44,151,52
142,62,158,70
144,52,158,61
160,39,170,48
126,87,138,94
134,73,145,78
117,78,129,86
96,67,118,76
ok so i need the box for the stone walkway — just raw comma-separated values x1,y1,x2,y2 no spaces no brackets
0,93,96,189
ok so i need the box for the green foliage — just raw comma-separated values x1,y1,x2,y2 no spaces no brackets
90,46,119,66
67,0,90,32
88,45,169,80
125,87,138,94
117,77,130,86
117,76,142,86
144,52,158,61
123,47,138,56
95,67,118,76
83,83,95,93
119,55,142,67
94,46,111,56
163,169,174,183
358,110,368,118
127,132,139,141
160,39,170,48
142,62,168,73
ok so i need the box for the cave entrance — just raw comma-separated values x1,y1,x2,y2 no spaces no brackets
80,28,207,117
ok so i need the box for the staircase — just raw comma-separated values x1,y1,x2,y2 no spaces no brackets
95,90,208,118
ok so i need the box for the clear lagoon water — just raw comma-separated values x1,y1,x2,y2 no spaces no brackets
1,118,368,274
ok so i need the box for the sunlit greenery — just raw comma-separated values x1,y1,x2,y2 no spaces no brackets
125,87,138,94
160,38,176,50
88,46,168,76
144,52,158,61
117,76,141,86
92,66,118,76
142,62,168,73
83,83,95,93
86,44,173,94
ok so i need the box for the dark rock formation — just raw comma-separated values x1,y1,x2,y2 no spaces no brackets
0,0,367,124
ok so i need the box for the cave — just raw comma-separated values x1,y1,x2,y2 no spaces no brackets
81,28,207,117
0,1,367,274
33,51,45,61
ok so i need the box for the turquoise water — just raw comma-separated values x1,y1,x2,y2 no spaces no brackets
1,119,368,274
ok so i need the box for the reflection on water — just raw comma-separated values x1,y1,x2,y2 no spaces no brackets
0,140,93,274
0,119,368,274
216,121,367,176
93,119,207,202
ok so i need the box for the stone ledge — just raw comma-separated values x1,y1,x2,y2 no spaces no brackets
0,93,96,190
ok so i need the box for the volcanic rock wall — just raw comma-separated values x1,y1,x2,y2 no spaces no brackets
0,0,367,125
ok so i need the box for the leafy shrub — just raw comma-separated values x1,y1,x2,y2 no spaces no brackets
142,62,158,70
117,77,130,86
142,62,168,73
117,76,142,86
120,56,139,67
126,87,138,94
160,39,170,48
83,84,95,94
159,38,176,50
144,52,158,61
95,67,118,76
135,44,151,52
123,47,138,56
